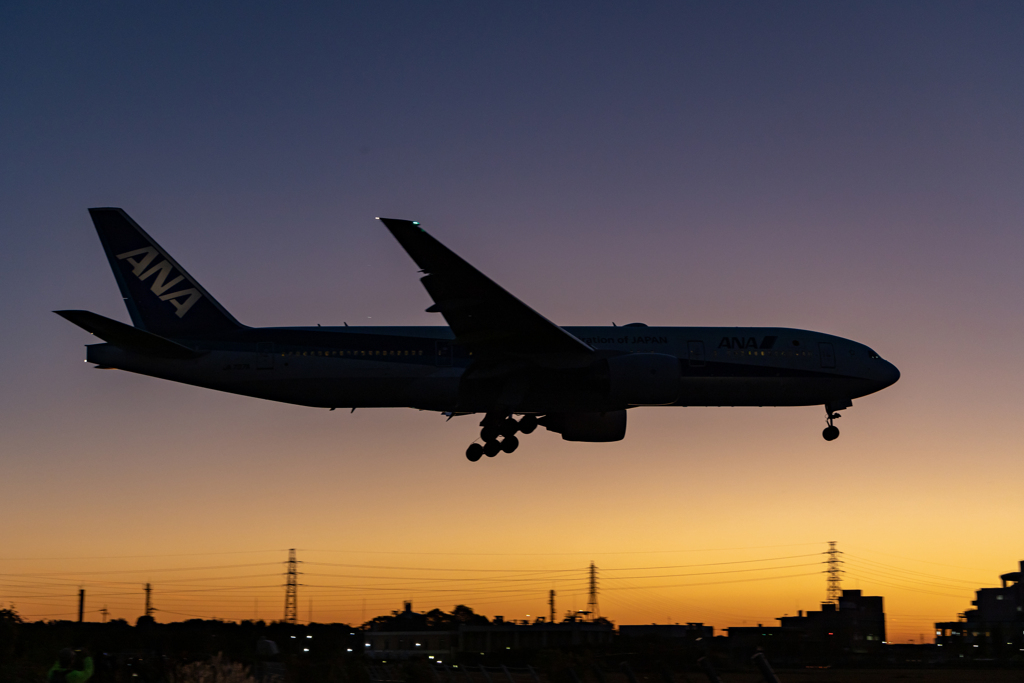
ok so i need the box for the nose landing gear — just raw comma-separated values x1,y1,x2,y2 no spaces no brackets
822,418,840,441
821,399,851,441
465,414,538,461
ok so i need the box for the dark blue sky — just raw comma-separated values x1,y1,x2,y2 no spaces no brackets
2,2,1023,636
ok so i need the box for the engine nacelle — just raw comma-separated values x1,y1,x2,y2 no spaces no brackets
541,411,627,442
606,353,680,405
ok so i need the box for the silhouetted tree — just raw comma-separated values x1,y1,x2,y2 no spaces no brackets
450,605,489,625
0,608,21,664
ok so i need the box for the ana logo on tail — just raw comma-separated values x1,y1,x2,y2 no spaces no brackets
116,247,203,318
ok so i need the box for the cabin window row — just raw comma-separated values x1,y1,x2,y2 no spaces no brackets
280,349,425,357
722,350,815,358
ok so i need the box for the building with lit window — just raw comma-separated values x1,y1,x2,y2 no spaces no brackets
727,590,885,665
363,601,456,661
362,602,613,660
618,623,714,641
459,616,614,653
935,560,1024,660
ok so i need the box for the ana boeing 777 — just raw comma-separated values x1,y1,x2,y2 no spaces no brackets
57,208,900,461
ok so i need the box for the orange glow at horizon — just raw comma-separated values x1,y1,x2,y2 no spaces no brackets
0,534,1010,643
4,0,1024,653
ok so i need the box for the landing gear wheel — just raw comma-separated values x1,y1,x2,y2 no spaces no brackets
481,426,501,443
822,404,844,441
483,441,502,458
466,443,484,462
518,415,538,434
500,419,519,438
501,435,519,454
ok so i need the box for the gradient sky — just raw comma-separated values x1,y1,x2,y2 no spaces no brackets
2,1,1024,642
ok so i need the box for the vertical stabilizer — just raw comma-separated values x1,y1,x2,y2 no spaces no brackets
89,208,244,338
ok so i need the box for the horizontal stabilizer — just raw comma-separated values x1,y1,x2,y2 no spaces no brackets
54,310,204,359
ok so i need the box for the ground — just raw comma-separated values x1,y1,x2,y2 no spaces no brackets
715,670,1023,683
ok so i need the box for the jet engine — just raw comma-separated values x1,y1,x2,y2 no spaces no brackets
540,411,627,442
605,353,680,406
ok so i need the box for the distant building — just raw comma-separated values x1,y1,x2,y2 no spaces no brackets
727,590,885,665
618,623,713,641
364,601,456,660
364,630,455,661
363,603,613,660
935,560,1024,660
460,616,614,653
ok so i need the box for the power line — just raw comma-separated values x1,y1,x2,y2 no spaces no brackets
0,544,869,627
843,564,976,592
602,553,823,571
595,571,824,591
0,562,279,577
842,545,993,572
304,561,581,574
601,561,823,581
0,550,285,561
845,554,995,587
295,542,827,557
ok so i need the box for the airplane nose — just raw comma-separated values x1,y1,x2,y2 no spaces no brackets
878,360,900,388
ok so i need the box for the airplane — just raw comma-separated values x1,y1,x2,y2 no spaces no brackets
57,208,900,461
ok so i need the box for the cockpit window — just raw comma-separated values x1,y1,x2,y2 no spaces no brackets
868,349,880,359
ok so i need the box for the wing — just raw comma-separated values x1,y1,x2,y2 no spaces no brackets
379,218,593,360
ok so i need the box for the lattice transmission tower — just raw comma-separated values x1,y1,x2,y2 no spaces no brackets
826,541,843,603
284,548,300,624
586,561,599,620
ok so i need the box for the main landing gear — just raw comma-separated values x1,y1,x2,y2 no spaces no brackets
466,414,538,462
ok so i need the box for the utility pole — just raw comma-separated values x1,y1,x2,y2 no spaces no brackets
284,548,299,624
78,589,85,623
826,541,843,604
101,606,109,623
548,590,555,624
144,583,154,618
586,562,599,621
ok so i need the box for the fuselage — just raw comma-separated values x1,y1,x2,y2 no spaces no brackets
86,324,900,414
65,208,901,452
